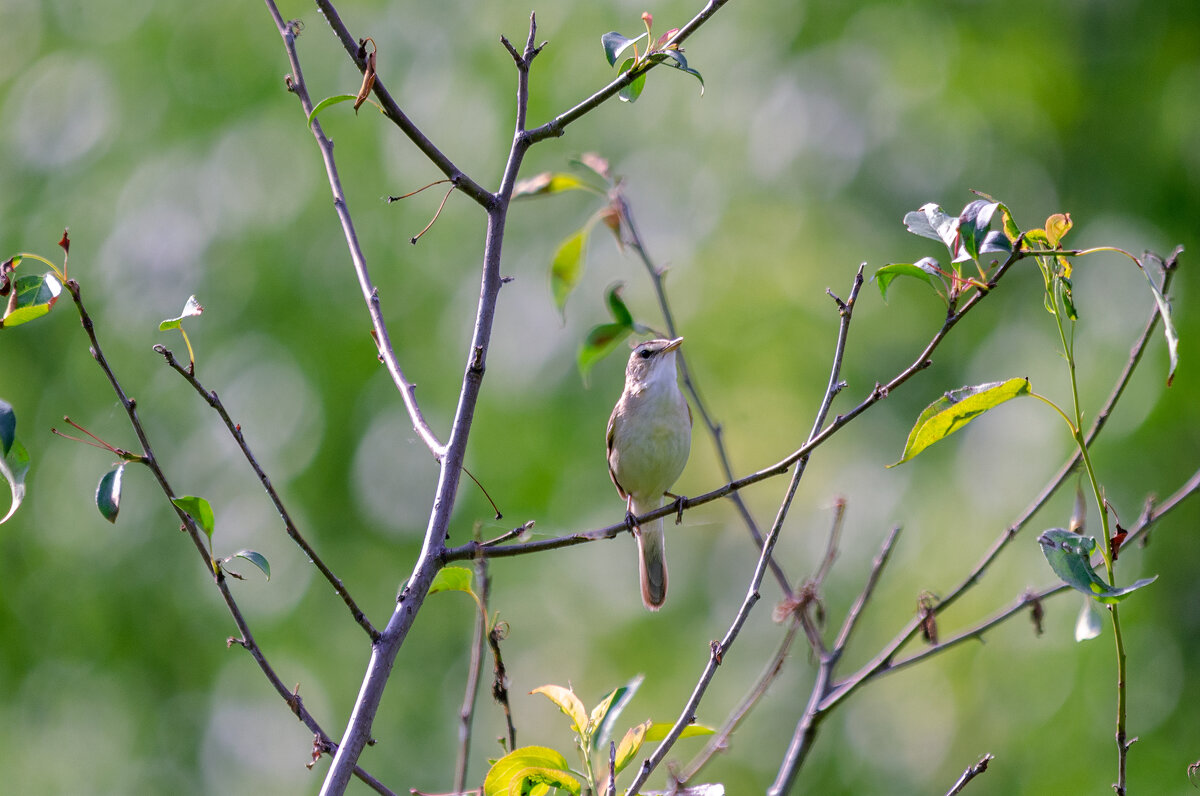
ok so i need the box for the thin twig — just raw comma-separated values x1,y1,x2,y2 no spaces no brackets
945,753,994,795
264,0,446,461
154,344,379,640
64,280,392,795
453,541,490,793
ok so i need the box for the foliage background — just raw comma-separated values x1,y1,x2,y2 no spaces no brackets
1,0,1197,793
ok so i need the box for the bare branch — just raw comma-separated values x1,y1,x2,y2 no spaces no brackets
945,753,995,795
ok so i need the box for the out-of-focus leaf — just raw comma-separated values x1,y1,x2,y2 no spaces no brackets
644,722,716,742
891,378,1031,466
0,439,30,524
551,227,589,316
96,463,125,524
614,720,650,774
874,258,943,301
588,673,643,752
531,685,588,737
0,399,14,456
601,31,645,66
1075,595,1102,641
512,172,592,199
578,322,633,380
1134,255,1180,386
2,273,62,327
605,283,634,327
158,295,204,331
1037,529,1157,603
482,746,580,796
232,549,271,581
171,495,215,540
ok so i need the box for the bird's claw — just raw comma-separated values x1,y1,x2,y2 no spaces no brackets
666,492,687,525
624,509,639,534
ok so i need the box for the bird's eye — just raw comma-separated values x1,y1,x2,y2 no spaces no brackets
638,348,653,359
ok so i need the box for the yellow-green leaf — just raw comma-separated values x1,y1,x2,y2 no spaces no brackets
614,719,650,774
890,378,1031,466
550,228,588,316
483,746,580,796
531,685,588,737
644,721,716,742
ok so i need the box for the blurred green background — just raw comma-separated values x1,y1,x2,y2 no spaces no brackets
2,0,1198,793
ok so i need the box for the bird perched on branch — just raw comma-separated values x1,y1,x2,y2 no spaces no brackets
606,337,692,610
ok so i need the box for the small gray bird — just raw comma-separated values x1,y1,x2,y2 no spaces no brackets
606,337,692,610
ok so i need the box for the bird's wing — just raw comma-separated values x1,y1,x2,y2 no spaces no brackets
606,402,629,499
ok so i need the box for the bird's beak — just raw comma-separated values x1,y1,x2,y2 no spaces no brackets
663,337,684,352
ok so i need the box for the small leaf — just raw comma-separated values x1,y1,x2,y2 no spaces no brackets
1037,528,1157,604
171,495,215,540
429,565,476,596
512,172,592,199
578,323,633,381
0,399,14,456
956,200,998,263
619,65,647,103
0,439,30,524
531,685,588,738
158,295,204,331
890,378,1031,466
601,31,645,66
2,273,63,327
1044,213,1072,248
653,49,705,94
874,258,944,301
574,152,611,181
1134,255,1180,386
1075,595,1103,641
1057,276,1078,321
613,720,650,774
232,549,271,581
644,722,716,742
979,230,1012,256
588,673,643,752
483,746,580,796
903,203,959,250
550,227,589,316
96,463,125,524
605,283,634,327
307,94,357,124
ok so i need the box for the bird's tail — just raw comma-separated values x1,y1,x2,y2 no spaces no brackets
632,496,668,610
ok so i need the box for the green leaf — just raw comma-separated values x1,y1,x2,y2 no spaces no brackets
601,31,645,66
618,60,647,103
1057,275,1078,321
613,720,650,774
1135,254,1180,386
588,673,643,753
874,258,944,301
890,378,1031,466
171,495,215,540
903,203,958,249
429,565,476,596
531,685,589,738
578,323,633,381
0,398,14,456
605,283,634,327
96,463,125,524
956,199,998,262
1,273,63,327
644,721,716,742
483,746,581,796
512,172,593,199
158,295,204,331
307,93,357,124
1075,595,1102,642
1037,528,1157,604
0,439,30,524
652,49,705,94
232,549,271,581
550,227,589,316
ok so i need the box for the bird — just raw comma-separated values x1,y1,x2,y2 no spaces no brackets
606,337,692,610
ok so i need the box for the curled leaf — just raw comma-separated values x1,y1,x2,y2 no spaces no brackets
96,463,126,524
1037,528,1157,604
0,439,30,524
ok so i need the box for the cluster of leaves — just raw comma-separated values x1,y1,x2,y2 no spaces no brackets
881,197,1172,618
483,676,713,795
602,13,704,103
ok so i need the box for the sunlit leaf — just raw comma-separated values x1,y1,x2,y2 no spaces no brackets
483,746,581,796
618,59,647,103
0,399,14,456
1037,528,1157,604
307,93,357,124
903,203,958,249
232,549,271,581
890,378,1031,466
1134,255,1180,386
171,494,215,540
1044,213,1072,248
0,439,30,524
956,199,998,262
588,673,643,752
429,565,476,596
96,463,125,524
874,258,944,301
653,49,705,94
644,721,716,742
158,295,204,331
531,685,588,737
551,227,589,316
512,172,593,199
613,719,650,774
1,273,62,327
601,31,646,66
